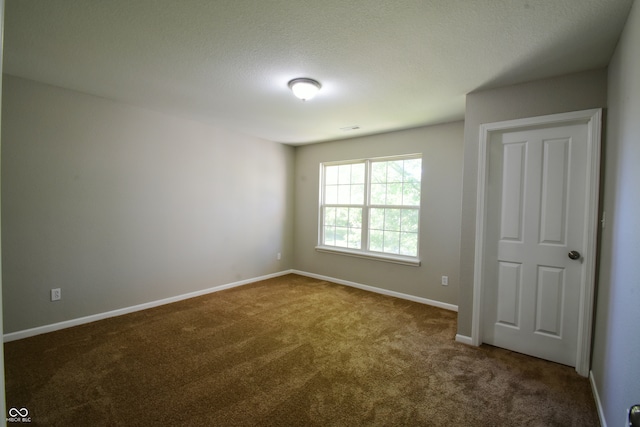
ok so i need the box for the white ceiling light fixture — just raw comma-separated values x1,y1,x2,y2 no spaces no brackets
288,78,321,101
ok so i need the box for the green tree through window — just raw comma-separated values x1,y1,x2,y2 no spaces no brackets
320,155,422,260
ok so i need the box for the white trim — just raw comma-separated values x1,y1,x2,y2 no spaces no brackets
471,115,491,347
589,371,608,427
315,246,421,266
575,110,602,377
292,270,458,312
455,334,473,345
471,109,602,377
3,270,294,342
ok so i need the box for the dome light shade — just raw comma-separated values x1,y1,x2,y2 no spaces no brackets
288,78,321,101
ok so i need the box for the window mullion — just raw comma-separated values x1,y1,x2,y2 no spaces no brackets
361,159,371,251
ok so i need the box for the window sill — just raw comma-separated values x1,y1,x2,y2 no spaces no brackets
315,246,421,267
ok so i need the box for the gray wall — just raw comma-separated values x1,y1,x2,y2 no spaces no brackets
591,1,640,425
294,122,464,306
1,75,295,333
457,69,608,337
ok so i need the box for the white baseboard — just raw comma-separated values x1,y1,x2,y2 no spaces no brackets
589,371,608,427
455,334,473,345
3,270,294,342
292,270,458,312
5,269,458,342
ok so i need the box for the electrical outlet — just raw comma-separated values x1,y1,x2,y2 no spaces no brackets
51,288,61,301
277,252,281,260
441,276,448,286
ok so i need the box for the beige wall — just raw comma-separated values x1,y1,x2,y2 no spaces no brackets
1,75,295,333
457,69,608,338
591,1,640,425
293,122,464,306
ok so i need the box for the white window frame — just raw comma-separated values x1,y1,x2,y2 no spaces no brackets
316,154,422,267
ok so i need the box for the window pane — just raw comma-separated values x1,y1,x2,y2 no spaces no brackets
369,230,384,252
325,185,338,204
349,208,362,228
370,208,384,230
337,185,351,204
338,164,352,184
348,228,362,249
325,165,339,185
401,209,419,232
371,183,386,205
399,232,418,256
324,207,336,226
387,160,403,183
351,184,364,205
371,162,386,183
369,158,423,207
324,226,335,246
383,231,400,253
335,227,348,247
404,159,422,183
386,183,403,205
351,163,365,184
385,209,401,231
403,182,421,206
335,208,349,227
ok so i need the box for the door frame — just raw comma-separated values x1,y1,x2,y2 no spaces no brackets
471,109,602,377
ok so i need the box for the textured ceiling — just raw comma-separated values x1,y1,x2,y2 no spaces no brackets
3,0,634,145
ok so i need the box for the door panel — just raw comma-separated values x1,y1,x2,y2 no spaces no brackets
535,266,564,337
496,262,521,327
540,138,569,244
500,142,526,241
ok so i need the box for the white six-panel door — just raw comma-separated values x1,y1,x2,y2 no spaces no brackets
472,109,602,376
481,122,589,367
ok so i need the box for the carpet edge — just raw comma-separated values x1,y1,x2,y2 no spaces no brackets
3,270,295,342
292,270,458,312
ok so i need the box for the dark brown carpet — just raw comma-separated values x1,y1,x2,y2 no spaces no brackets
4,274,598,426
